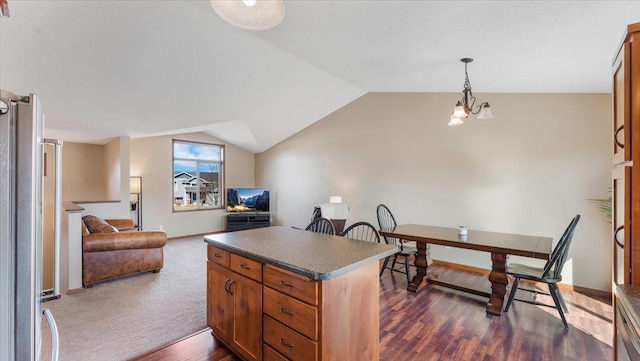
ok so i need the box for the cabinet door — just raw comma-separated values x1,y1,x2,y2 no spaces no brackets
207,261,232,339
613,165,631,286
229,272,262,361
613,42,630,165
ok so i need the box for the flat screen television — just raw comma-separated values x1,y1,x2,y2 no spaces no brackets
226,187,270,213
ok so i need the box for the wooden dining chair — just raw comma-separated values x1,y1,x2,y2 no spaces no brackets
376,204,417,284
342,222,383,277
310,206,322,224
341,221,381,243
504,214,581,328
304,217,335,235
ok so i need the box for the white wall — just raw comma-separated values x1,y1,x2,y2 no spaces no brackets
256,92,612,291
130,132,255,238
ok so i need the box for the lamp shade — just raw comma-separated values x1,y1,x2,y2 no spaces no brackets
210,0,285,31
130,177,141,194
329,196,342,204
451,102,468,118
448,116,464,126
320,203,349,220
477,104,494,120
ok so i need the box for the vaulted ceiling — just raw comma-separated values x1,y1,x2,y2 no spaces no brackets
1,1,639,152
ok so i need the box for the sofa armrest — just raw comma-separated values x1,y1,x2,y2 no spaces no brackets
106,219,135,231
83,231,167,252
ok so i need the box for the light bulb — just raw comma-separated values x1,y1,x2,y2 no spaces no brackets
243,0,257,6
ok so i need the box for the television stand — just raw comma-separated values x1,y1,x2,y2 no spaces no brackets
225,213,271,232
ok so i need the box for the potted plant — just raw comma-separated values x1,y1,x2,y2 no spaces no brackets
588,194,612,223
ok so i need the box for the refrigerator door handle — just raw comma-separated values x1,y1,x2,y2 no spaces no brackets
42,308,59,361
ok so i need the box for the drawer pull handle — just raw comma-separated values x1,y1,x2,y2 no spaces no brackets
240,264,250,270
615,225,625,248
615,125,625,149
214,253,222,258
279,280,294,288
228,280,236,296
279,337,294,348
279,306,294,316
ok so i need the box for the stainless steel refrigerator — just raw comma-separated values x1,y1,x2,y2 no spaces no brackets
0,91,59,361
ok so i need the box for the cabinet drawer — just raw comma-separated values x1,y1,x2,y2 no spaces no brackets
263,344,288,361
263,286,318,340
263,265,318,306
230,253,262,282
263,315,317,361
208,245,229,268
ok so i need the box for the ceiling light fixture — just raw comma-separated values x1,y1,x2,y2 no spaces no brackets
448,58,494,126
210,0,285,31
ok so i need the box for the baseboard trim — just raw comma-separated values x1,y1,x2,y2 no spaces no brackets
431,259,612,300
67,288,83,295
570,285,612,299
132,328,211,360
167,231,225,241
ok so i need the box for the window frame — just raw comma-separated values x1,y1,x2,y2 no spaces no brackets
172,139,225,212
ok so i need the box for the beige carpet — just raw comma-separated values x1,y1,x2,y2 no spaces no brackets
42,235,208,361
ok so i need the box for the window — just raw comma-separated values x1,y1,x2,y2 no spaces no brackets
173,140,224,211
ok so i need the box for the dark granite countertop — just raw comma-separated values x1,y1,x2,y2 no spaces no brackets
204,226,397,280
616,284,640,333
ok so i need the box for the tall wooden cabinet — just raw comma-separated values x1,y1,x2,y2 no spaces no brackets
612,22,640,287
612,22,640,361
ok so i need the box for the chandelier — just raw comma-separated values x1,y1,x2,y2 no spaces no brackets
448,58,494,126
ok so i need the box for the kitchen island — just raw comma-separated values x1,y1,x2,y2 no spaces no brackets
204,226,396,361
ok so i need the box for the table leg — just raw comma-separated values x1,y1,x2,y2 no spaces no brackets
425,244,437,279
487,252,508,316
426,244,433,268
407,241,427,293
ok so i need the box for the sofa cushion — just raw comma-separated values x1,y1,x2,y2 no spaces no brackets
105,219,135,232
83,215,118,234
81,221,90,236
83,231,167,252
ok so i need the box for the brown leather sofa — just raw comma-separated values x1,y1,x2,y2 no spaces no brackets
82,215,167,287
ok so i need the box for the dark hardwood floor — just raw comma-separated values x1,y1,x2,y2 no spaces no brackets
133,329,236,361
134,264,613,361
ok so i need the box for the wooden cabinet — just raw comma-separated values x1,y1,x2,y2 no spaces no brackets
207,262,231,339
230,272,262,361
262,265,319,361
263,344,289,361
263,286,317,340
612,22,640,287
261,262,380,361
207,244,382,361
613,21,640,361
207,246,262,361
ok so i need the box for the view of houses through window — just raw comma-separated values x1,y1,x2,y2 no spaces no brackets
173,140,224,211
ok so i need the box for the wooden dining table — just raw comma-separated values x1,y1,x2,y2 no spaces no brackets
379,224,553,316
